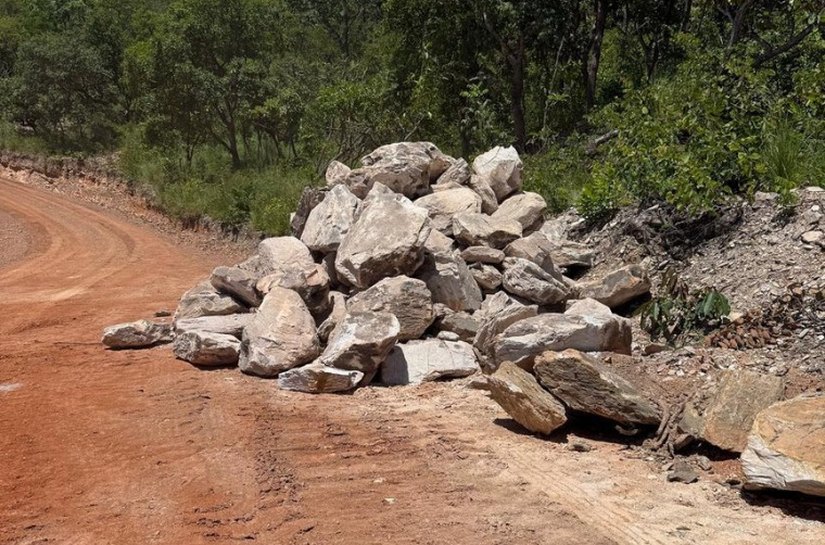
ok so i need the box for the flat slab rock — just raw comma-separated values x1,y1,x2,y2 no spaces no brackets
488,361,567,435
173,330,240,367
578,264,650,309
680,369,785,452
175,280,246,320
534,349,661,426
381,339,479,386
174,314,252,339
741,395,825,497
102,320,173,349
278,363,363,394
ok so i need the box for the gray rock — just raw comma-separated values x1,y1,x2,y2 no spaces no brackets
468,174,499,214
578,264,651,309
335,183,431,289
300,184,360,253
546,239,595,269
471,146,523,201
534,349,661,426
494,298,632,369
174,280,246,320
424,228,456,254
680,370,785,452
319,311,401,379
325,160,351,186
210,264,261,307
173,330,240,367
318,291,347,343
381,339,479,385
174,314,252,339
452,212,522,249
417,251,482,312
347,276,434,341
492,192,546,232
436,157,471,186
102,320,173,349
741,395,825,497
257,237,317,278
504,231,564,277
471,263,503,292
256,263,330,315
414,187,482,233
473,292,538,364
277,363,363,394
352,142,452,198
460,246,505,264
437,311,480,342
290,187,326,238
488,362,568,435
502,257,570,305
239,288,320,377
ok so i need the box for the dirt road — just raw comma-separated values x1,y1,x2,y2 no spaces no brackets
1,176,822,545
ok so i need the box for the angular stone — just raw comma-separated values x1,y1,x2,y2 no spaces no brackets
417,251,482,312
318,291,347,343
174,314,252,339
353,142,452,198
473,292,538,363
325,160,351,186
257,237,317,278
381,340,479,385
502,257,570,305
492,192,546,232
319,311,400,378
578,264,651,309
174,280,246,320
535,349,661,426
102,320,173,349
300,184,360,253
437,311,479,342
468,174,499,214
278,363,363,394
472,146,523,201
335,183,431,289
347,276,434,341
436,157,471,186
239,288,320,377
173,330,240,367
494,299,632,369
680,370,785,452
741,395,825,497
256,263,330,315
452,212,522,249
547,239,595,269
461,246,505,264
414,187,482,233
488,362,568,435
290,187,326,238
424,228,456,254
471,263,502,292
504,231,563,277
210,265,261,307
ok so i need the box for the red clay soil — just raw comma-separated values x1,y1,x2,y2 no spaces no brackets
1,176,823,545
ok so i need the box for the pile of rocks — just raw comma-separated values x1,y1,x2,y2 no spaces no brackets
103,142,650,395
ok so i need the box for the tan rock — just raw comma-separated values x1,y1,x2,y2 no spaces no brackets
488,362,567,435
347,276,434,341
578,264,650,309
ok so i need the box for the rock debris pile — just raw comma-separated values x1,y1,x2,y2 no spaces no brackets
102,141,825,498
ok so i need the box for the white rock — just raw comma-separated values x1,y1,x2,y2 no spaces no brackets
492,192,546,232
381,339,479,385
300,184,360,253
173,330,240,366
452,212,522,249
414,187,482,233
502,257,570,305
174,314,252,339
347,276,434,341
417,251,482,312
174,280,246,320
102,320,173,349
472,146,523,201
278,363,363,394
319,311,401,379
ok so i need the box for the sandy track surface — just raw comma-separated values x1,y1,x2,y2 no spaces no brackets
1,176,822,545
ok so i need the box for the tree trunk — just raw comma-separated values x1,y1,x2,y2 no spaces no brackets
508,36,527,153
584,0,608,111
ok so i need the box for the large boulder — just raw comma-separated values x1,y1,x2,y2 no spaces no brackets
741,395,825,497
534,349,661,426
277,363,363,394
414,187,482,233
578,264,651,309
102,320,173,349
435,158,471,187
335,183,431,289
256,263,330,315
471,146,523,201
174,280,246,320
680,370,786,452
173,330,241,367
546,240,595,270
257,237,317,278
471,263,503,292
210,264,261,307
502,257,570,305
491,192,546,232
452,212,522,249
504,231,563,277
319,311,401,380
347,276,434,341
381,339,479,385
473,292,538,363
488,362,568,435
417,251,482,312
494,298,632,369
300,184,360,253
340,142,452,199
239,288,320,377
174,314,252,339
